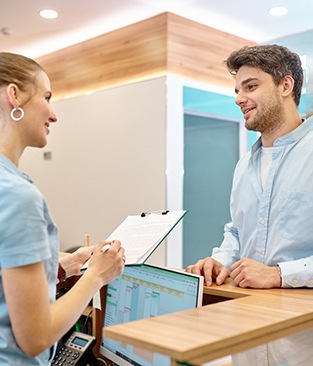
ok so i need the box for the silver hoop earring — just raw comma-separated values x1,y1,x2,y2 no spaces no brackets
10,107,24,121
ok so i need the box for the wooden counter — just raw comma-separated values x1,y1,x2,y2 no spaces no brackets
103,278,313,365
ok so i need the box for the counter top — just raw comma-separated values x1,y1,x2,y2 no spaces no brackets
103,278,313,365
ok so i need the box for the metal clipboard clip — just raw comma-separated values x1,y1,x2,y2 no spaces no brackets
140,210,169,217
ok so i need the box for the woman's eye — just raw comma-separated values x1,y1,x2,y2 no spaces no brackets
45,92,52,102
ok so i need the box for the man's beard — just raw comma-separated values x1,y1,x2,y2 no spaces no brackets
245,92,285,134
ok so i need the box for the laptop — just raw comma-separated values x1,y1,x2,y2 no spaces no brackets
100,263,204,366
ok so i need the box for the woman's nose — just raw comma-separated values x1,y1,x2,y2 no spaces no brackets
49,109,57,123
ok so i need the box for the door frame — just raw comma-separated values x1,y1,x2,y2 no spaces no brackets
165,76,247,268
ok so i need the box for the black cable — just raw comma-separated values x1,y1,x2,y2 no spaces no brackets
96,358,107,366
81,308,93,334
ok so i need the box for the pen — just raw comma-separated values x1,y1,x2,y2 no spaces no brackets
80,243,111,273
102,243,111,253
84,234,91,247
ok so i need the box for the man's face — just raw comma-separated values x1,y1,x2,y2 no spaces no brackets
234,66,285,134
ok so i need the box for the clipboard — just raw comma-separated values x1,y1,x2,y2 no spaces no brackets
108,209,187,265
82,210,187,269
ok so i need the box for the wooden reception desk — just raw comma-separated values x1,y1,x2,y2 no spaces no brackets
103,278,313,365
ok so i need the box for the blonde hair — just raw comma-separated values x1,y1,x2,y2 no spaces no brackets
0,52,44,94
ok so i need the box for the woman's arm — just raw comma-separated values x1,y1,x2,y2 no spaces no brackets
2,240,124,357
58,245,96,281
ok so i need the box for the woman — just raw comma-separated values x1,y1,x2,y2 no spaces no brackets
0,52,125,365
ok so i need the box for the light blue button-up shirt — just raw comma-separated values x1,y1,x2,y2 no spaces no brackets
212,116,313,288
212,117,313,366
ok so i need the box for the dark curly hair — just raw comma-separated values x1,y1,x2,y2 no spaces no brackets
225,44,303,106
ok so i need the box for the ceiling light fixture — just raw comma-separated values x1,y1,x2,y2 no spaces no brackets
39,9,59,19
269,6,288,16
1,27,12,36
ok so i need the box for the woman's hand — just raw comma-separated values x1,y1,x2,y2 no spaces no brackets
59,245,96,278
85,240,125,287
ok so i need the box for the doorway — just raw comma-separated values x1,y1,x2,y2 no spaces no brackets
183,113,239,267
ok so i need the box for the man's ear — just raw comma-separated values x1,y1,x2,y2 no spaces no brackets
281,75,294,98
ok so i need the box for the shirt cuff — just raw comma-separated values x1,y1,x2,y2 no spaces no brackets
278,258,313,288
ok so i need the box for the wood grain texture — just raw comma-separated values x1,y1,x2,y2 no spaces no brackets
103,278,313,365
36,13,255,100
166,13,254,88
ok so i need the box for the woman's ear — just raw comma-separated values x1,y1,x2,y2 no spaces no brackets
6,83,21,107
281,75,294,98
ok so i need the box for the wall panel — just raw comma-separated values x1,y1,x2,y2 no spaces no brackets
36,13,255,100
20,77,167,265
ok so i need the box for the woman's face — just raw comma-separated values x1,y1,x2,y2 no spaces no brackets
21,71,57,148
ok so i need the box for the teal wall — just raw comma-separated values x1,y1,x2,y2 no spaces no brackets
182,87,240,266
183,114,239,266
299,93,306,116
183,87,240,118
183,86,307,149
183,86,258,149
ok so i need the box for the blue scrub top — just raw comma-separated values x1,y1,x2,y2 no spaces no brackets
0,154,59,365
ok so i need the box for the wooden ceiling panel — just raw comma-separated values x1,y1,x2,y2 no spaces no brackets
36,13,255,100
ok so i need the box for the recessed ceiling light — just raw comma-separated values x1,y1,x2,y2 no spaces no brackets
39,9,59,19
1,27,12,36
269,6,288,16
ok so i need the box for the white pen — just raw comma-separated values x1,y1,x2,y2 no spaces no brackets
81,243,112,273
102,243,111,253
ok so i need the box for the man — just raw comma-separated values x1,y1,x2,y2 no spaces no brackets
186,44,313,365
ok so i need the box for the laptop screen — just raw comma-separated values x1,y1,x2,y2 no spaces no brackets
100,264,203,366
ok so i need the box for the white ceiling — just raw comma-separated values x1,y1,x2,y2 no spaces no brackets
1,0,313,59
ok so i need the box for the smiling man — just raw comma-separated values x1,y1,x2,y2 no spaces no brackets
186,44,313,365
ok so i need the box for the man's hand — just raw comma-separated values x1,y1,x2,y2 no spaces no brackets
186,257,229,286
59,245,96,278
230,258,281,288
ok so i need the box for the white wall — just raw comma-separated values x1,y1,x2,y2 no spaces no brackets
20,77,167,265
20,74,240,269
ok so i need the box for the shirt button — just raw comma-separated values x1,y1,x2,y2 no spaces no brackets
260,218,266,225
292,279,299,285
257,247,264,254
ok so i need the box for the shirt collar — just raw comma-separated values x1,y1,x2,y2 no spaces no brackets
0,154,33,183
274,117,312,147
251,116,313,153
